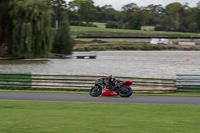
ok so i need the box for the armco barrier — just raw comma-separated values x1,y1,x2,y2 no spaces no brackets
176,74,200,92
0,72,176,93
0,72,32,88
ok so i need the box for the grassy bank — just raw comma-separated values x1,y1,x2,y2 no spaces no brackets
1,89,200,96
0,100,200,133
71,26,200,51
74,42,200,51
70,26,200,37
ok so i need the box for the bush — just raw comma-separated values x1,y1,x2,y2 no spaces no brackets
105,21,119,28
70,21,97,27
52,14,74,54
155,24,164,31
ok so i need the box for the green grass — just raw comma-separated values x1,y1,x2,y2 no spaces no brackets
93,22,106,28
0,89,88,94
70,26,200,37
0,100,200,133
1,89,200,96
141,26,155,31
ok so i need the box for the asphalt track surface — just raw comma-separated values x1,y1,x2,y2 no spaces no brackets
0,92,200,105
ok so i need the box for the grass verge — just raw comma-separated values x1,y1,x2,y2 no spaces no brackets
0,100,200,133
70,26,200,37
0,89,200,96
0,89,88,94
74,42,200,51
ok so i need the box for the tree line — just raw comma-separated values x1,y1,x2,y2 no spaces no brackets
63,0,200,32
1,0,200,58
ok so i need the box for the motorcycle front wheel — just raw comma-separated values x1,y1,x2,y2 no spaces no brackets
118,86,133,97
89,86,102,97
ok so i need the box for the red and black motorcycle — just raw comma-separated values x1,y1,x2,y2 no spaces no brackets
89,75,133,97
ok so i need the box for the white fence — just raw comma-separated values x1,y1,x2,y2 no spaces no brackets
0,72,176,93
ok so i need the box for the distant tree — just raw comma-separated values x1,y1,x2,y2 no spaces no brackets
10,0,54,58
163,2,188,31
189,3,200,32
52,14,74,54
121,3,139,22
122,3,138,12
121,3,141,29
0,0,12,56
145,4,165,26
78,0,97,23
124,9,149,30
95,5,118,22
106,21,119,28
51,0,67,9
196,2,200,32
69,0,97,24
50,0,67,28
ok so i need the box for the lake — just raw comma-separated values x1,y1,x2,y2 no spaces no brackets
0,51,200,79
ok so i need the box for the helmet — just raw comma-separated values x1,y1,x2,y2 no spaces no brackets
107,75,113,81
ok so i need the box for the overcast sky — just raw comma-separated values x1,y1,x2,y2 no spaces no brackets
65,0,199,10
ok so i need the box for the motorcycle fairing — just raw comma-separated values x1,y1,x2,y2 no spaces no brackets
119,81,132,86
101,87,118,96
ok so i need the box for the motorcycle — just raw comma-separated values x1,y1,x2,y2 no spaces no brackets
89,76,133,97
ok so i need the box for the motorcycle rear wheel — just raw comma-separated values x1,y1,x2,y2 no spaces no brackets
89,86,102,97
118,86,133,97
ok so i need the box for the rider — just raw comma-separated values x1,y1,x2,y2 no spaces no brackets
105,75,121,91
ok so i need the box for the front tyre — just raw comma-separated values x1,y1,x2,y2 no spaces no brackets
119,86,133,97
89,86,102,97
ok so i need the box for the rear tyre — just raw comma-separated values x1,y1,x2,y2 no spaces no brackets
119,86,133,97
89,86,102,97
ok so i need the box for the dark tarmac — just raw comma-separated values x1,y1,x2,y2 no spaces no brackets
0,92,200,105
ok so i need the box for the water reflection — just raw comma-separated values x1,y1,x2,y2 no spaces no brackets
0,59,49,65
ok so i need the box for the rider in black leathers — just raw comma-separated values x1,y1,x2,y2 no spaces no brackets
105,75,122,91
